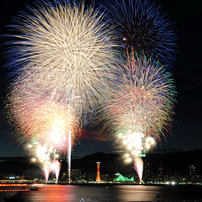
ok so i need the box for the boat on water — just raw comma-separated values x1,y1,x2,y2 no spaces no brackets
30,186,38,191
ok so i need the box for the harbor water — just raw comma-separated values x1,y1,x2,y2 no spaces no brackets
1,184,202,202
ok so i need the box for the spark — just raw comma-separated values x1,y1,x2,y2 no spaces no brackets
100,52,176,140
134,157,144,184
5,0,117,119
98,0,177,68
6,80,81,152
97,51,176,181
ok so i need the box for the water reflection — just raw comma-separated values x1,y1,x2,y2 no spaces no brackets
115,185,165,201
29,184,76,201
1,184,202,201
2,184,76,202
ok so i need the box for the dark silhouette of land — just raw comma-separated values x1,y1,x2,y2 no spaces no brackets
0,149,202,181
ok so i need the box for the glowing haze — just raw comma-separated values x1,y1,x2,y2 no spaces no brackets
6,80,81,152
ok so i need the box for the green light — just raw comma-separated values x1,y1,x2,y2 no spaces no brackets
113,173,134,182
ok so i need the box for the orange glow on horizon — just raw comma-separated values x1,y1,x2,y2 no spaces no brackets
0,189,29,192
0,184,27,187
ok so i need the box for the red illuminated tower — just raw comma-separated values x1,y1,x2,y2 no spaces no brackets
96,162,101,182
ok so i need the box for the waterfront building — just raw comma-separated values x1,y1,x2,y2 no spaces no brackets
96,162,101,182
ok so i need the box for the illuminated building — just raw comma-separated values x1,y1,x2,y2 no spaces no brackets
96,162,101,182
143,159,151,183
157,163,164,181
113,173,134,182
189,165,195,176
71,168,82,182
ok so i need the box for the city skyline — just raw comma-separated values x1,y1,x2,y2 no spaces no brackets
0,0,201,158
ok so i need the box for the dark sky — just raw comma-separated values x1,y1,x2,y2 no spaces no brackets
0,0,201,158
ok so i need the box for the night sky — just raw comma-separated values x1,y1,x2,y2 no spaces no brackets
0,0,201,158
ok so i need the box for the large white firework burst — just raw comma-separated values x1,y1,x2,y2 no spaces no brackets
5,0,117,118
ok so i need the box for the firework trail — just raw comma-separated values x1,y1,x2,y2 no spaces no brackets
134,157,143,184
51,160,62,183
42,162,50,183
4,0,117,119
98,0,177,68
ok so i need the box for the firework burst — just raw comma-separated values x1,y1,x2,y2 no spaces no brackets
98,51,176,182
98,0,177,68
101,52,176,140
29,142,62,183
5,79,81,152
4,0,117,118
98,51,176,159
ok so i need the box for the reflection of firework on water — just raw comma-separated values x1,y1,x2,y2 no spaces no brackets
5,0,116,117
6,80,81,152
102,52,176,140
98,0,177,68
